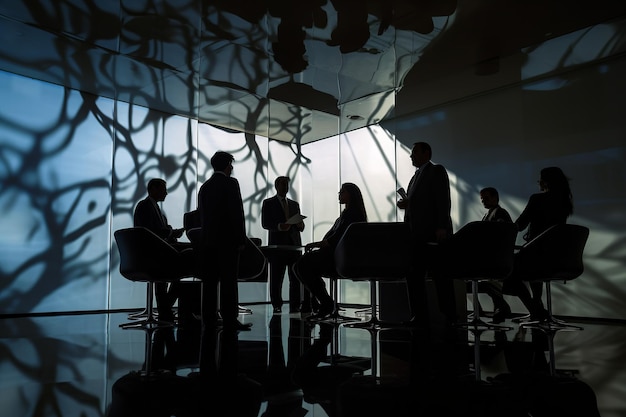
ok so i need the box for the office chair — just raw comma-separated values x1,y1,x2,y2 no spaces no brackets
114,227,196,329
183,209,266,315
335,222,412,330
514,224,590,331
436,221,517,331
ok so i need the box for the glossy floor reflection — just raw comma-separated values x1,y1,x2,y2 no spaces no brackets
1,304,624,417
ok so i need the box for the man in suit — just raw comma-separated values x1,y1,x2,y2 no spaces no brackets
197,151,252,331
261,176,309,314
133,178,186,322
397,142,456,327
478,186,513,323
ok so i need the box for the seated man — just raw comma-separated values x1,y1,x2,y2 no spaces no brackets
134,178,190,322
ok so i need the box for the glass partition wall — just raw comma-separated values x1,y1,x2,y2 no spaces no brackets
1,9,626,320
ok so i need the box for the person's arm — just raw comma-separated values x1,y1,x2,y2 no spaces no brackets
515,194,538,232
262,198,291,232
494,206,513,223
134,199,175,241
229,178,247,249
433,165,452,242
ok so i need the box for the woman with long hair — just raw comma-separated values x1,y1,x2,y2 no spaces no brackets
505,166,574,320
293,182,368,319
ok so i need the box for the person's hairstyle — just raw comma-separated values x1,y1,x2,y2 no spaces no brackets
274,176,289,186
540,166,574,216
413,141,432,157
147,178,166,194
210,151,235,172
480,186,499,201
341,182,367,221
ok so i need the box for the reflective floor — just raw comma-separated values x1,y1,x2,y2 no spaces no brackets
1,304,624,417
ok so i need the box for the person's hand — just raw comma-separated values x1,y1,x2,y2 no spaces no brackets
278,223,291,231
397,199,408,209
305,241,324,252
173,228,184,239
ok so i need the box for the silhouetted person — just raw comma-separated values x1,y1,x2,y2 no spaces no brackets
190,325,263,416
262,176,309,313
504,167,574,320
478,186,513,323
261,315,308,416
396,142,456,327
197,151,251,331
291,321,363,417
133,178,188,322
293,182,367,319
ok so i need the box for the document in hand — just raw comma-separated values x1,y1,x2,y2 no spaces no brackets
286,213,307,225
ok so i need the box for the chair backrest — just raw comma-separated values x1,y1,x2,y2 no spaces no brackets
114,227,189,283
183,210,201,242
183,209,200,230
437,221,518,281
238,237,268,281
514,223,589,282
335,222,412,280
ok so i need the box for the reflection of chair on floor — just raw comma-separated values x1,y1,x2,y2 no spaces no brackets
292,322,369,412
335,222,412,330
435,221,517,332
109,327,188,417
513,224,590,331
491,328,601,416
114,227,197,329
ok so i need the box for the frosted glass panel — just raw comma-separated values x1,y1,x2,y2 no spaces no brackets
0,72,112,313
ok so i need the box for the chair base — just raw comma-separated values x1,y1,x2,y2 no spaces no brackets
520,282,583,331
238,305,253,315
459,281,512,331
119,317,174,330
343,281,402,331
520,317,583,331
120,282,174,330
344,318,396,331
454,316,513,332
313,311,361,324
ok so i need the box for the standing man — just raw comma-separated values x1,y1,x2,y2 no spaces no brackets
261,176,309,314
134,178,186,322
197,151,251,331
396,142,455,327
478,187,513,323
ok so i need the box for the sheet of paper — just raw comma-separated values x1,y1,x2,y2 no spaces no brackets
286,213,307,225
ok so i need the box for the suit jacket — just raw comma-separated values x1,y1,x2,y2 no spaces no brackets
133,196,177,243
197,172,247,250
404,161,453,243
483,205,513,223
515,192,569,242
261,195,304,246
322,207,367,250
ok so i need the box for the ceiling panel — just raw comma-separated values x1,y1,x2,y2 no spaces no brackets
0,0,624,144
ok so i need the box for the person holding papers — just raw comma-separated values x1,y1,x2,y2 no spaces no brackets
262,176,309,313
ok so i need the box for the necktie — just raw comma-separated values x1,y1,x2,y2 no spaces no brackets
281,198,289,220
